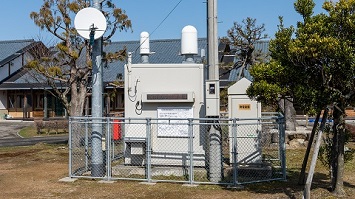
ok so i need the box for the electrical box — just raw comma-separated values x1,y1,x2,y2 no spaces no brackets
228,78,262,163
205,80,220,116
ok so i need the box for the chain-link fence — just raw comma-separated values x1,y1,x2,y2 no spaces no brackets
69,114,286,185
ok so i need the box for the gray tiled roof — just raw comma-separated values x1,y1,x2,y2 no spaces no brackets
0,38,208,87
0,68,51,90
0,40,35,66
0,38,270,89
229,67,253,82
103,38,207,82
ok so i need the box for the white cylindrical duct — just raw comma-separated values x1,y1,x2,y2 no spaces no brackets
140,31,150,63
181,25,198,55
140,31,150,54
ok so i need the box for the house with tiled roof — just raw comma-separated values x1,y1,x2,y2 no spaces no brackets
0,40,49,118
0,39,208,119
0,38,269,119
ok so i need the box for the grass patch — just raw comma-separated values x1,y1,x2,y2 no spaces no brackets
0,142,354,198
18,126,38,138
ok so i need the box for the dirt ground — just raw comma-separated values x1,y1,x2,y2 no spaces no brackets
0,143,355,199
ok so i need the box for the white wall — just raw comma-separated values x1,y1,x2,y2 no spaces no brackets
125,63,205,135
228,78,262,164
0,91,6,109
124,63,206,166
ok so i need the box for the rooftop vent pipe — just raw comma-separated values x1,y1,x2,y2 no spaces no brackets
140,31,150,63
181,25,198,63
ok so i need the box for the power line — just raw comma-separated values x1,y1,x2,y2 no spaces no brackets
134,0,183,53
150,0,183,37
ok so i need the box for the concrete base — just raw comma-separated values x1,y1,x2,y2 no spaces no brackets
98,180,115,184
59,177,77,182
182,183,198,187
140,182,157,185
112,165,207,178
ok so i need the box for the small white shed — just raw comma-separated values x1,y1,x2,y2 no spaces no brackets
228,78,262,163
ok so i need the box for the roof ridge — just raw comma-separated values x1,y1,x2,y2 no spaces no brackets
0,39,35,44
109,38,207,44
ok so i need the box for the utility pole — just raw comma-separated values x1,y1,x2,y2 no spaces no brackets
207,0,222,182
91,0,105,177
208,0,219,81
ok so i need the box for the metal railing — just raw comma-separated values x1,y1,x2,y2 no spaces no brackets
68,113,286,186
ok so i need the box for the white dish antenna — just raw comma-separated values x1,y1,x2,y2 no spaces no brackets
74,7,107,40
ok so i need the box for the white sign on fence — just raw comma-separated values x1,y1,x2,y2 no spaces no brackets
157,107,193,137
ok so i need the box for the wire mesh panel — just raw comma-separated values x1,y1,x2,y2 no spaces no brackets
226,118,285,184
111,119,147,181
69,117,108,178
148,119,191,183
69,118,92,177
235,122,268,183
260,118,284,180
193,120,224,183
68,114,286,185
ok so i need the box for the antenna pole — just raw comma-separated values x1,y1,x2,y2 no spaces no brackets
91,0,105,177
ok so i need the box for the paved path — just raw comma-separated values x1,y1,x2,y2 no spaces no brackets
0,120,34,139
0,120,68,147
0,136,68,147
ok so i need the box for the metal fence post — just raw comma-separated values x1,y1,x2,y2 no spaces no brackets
111,123,114,160
85,117,89,171
146,118,152,183
188,118,194,185
106,118,112,181
68,117,73,177
232,118,238,186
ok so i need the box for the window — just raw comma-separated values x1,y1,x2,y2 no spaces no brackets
103,96,113,111
8,92,24,109
35,94,44,109
8,95,15,109
16,95,24,108
26,95,32,108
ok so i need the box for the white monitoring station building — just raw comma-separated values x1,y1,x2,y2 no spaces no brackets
124,26,207,166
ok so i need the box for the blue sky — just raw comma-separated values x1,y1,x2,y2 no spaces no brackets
0,0,328,43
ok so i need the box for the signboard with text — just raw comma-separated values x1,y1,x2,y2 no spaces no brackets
157,107,193,137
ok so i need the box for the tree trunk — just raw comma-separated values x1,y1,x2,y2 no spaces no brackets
279,97,297,131
331,104,346,197
69,82,87,117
